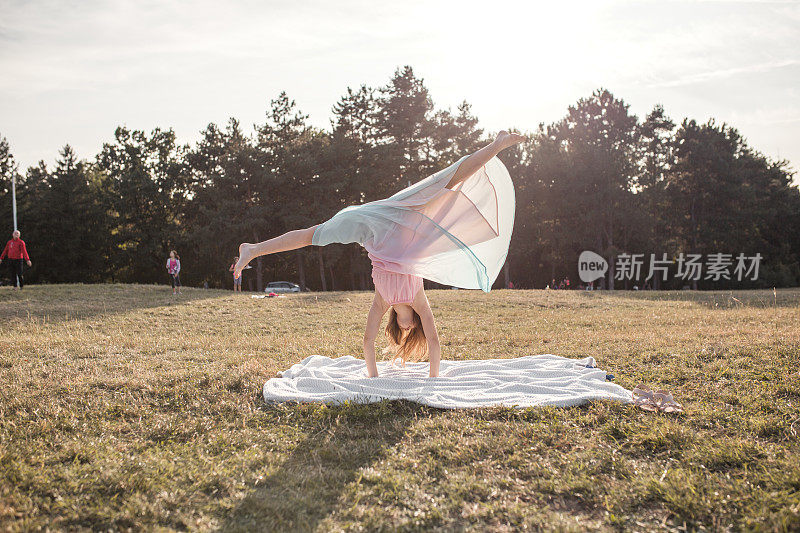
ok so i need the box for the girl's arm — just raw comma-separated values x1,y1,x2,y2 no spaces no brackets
363,292,389,377
175,259,180,274
412,290,441,377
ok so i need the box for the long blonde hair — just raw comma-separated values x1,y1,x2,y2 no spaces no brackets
383,308,428,365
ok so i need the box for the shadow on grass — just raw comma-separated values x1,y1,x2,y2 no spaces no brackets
578,288,799,308
0,283,233,325
219,400,439,532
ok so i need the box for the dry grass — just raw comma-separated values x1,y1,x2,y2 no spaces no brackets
1,284,799,531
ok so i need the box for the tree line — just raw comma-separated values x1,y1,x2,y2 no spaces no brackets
1,66,798,291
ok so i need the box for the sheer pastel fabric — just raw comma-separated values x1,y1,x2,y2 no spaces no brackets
312,155,515,291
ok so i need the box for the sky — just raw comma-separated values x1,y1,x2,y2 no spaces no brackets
1,0,798,180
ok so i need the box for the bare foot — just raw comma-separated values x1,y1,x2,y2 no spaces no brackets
234,243,254,279
493,130,527,151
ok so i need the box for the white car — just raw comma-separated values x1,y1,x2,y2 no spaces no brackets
265,281,301,293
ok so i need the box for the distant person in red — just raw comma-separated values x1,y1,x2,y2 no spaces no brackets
0,230,32,289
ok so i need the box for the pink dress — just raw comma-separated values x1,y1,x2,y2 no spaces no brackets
370,255,423,305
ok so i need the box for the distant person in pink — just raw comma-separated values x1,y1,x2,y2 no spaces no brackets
166,250,181,295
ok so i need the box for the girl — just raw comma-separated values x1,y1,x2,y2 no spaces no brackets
166,250,181,295
234,131,525,377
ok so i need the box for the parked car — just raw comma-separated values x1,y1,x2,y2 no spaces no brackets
265,281,301,293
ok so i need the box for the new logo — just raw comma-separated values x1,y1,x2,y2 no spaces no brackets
578,251,608,283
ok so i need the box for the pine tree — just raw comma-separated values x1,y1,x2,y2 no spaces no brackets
20,146,111,282
97,128,185,284
0,135,19,235
184,119,261,289
373,66,435,194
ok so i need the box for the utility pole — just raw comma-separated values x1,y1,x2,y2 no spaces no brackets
11,171,17,231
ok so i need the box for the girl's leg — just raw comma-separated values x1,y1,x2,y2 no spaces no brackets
234,224,320,278
447,130,526,189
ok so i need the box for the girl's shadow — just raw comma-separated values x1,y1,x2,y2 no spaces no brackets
219,400,440,532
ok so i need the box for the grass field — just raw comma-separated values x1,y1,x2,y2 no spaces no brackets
1,284,799,531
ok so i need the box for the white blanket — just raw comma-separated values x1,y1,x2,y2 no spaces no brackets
263,354,632,409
